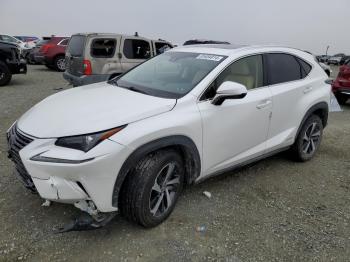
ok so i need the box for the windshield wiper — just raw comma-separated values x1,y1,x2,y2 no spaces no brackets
120,85,148,95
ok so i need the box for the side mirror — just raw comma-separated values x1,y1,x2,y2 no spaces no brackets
211,81,248,106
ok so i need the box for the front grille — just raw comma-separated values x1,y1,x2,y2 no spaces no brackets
7,125,37,193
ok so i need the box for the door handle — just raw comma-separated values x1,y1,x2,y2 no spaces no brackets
256,100,272,109
303,86,313,94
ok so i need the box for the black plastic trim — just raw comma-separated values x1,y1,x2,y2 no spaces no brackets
211,93,247,105
296,102,329,137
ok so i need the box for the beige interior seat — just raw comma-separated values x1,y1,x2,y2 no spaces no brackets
223,61,255,89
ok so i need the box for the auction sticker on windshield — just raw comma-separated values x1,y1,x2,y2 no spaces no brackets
196,54,224,61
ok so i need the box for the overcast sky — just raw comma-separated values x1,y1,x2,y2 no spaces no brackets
1,0,349,55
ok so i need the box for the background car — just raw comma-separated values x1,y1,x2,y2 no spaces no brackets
183,39,230,45
13,36,39,48
0,41,27,86
36,36,69,71
26,37,51,65
0,34,32,58
340,55,350,65
64,33,173,86
316,55,330,63
332,59,350,105
328,53,345,65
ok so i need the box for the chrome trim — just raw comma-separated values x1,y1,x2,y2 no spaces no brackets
57,38,69,46
30,153,94,164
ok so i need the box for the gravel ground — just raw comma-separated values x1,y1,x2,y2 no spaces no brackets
0,65,349,262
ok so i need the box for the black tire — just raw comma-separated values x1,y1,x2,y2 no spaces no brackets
335,94,348,105
120,149,185,228
290,115,323,162
0,61,12,86
53,55,66,72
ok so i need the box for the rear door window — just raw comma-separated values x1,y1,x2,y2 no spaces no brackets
91,38,116,58
266,53,304,85
123,39,151,59
67,35,86,57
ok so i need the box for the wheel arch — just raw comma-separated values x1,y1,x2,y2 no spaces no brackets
53,53,65,61
296,101,329,137
112,135,201,208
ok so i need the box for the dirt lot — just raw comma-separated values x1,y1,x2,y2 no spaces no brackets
0,65,349,262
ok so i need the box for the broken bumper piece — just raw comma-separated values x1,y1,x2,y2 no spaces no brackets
32,176,88,203
54,212,117,233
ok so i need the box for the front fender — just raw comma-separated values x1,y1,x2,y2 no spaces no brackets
111,135,201,207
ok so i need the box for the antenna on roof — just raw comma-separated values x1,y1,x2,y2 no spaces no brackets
134,32,139,37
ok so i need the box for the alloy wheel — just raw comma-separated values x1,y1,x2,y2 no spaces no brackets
149,162,180,217
57,58,66,71
302,122,321,155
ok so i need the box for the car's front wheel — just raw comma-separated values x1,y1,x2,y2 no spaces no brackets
290,115,323,162
120,149,184,227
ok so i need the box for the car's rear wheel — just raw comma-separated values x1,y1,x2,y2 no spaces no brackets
120,149,184,227
54,55,66,72
335,94,348,105
290,115,323,162
0,61,12,86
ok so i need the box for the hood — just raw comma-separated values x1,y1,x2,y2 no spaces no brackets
17,83,176,138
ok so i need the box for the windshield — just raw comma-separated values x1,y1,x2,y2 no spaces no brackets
111,51,227,99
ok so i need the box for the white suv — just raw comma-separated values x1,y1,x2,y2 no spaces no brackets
7,45,330,228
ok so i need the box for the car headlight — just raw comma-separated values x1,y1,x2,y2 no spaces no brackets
55,126,126,152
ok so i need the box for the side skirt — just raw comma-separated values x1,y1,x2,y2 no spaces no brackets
195,146,291,184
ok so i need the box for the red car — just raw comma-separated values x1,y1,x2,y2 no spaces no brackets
332,59,350,105
35,36,69,72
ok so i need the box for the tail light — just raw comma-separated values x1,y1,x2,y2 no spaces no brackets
83,60,92,75
39,43,54,54
339,66,350,79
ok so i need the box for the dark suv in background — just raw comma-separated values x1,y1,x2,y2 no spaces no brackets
35,36,69,71
0,41,27,86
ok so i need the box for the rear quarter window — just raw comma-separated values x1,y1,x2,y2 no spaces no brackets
297,58,312,78
91,38,116,58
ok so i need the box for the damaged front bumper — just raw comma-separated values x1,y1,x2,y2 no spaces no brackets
7,125,131,214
